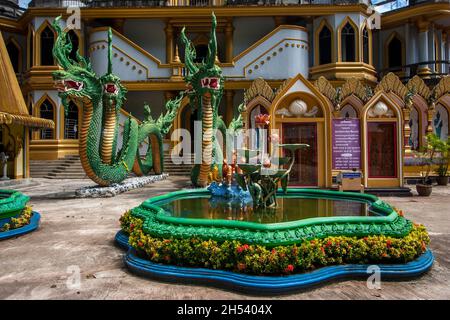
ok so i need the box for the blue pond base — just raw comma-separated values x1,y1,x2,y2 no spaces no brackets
0,212,41,240
115,230,434,295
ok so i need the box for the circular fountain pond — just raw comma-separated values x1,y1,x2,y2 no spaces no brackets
116,188,433,294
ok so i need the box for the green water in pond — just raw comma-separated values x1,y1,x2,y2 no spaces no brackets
159,197,376,224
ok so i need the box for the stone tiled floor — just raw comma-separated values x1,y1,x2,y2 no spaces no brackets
0,177,449,299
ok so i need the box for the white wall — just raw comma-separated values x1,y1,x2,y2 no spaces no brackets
233,17,276,57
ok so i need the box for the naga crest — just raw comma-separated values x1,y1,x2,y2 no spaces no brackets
52,16,102,112
180,12,224,101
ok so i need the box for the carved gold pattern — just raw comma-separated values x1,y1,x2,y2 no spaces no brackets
433,76,450,101
341,77,369,102
275,78,292,96
406,75,431,100
314,76,336,102
375,72,407,99
244,78,275,103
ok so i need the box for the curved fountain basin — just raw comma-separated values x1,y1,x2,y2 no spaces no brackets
115,231,434,295
0,190,41,240
130,188,412,247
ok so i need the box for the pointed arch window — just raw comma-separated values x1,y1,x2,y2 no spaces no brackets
39,99,54,139
64,101,79,139
6,40,20,73
319,25,332,65
362,27,370,65
387,35,403,69
40,26,55,66
341,22,356,62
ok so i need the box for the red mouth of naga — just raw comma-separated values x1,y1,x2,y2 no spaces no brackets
104,83,119,95
201,77,220,90
54,80,83,92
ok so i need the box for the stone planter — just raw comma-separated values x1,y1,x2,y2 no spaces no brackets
416,184,433,197
436,176,449,186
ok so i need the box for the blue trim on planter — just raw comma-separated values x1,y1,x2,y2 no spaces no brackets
115,230,434,295
115,229,131,250
0,212,41,240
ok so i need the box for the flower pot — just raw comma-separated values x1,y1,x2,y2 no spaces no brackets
416,184,432,196
436,176,449,186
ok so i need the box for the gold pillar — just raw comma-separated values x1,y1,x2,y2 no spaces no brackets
225,19,234,63
403,107,412,156
427,103,435,135
225,90,235,125
165,22,174,64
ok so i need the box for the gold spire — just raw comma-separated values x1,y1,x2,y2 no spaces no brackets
0,31,54,128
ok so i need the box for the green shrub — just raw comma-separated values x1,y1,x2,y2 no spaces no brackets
120,211,430,275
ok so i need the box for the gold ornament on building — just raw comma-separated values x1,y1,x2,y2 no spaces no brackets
314,76,336,103
375,72,407,99
340,77,371,103
244,77,275,103
406,75,431,101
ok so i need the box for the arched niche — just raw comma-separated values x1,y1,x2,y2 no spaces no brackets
362,92,404,188
245,95,272,151
270,74,332,188
433,103,449,141
35,95,57,140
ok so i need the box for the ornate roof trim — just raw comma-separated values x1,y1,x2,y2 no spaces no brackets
244,77,275,103
375,72,407,99
314,76,336,102
340,77,371,103
432,76,450,101
406,75,431,100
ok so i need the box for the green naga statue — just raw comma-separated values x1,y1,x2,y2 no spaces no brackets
181,13,234,187
52,17,184,186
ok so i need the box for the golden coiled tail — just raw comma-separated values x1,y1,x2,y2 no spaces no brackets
101,102,117,164
198,93,213,187
78,98,109,186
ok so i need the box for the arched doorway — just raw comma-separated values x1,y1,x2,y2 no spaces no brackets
38,99,55,139
363,92,403,188
271,85,331,188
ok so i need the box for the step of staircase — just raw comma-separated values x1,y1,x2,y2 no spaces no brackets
29,152,195,179
30,155,87,179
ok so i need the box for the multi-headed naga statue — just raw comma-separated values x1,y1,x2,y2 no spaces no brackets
52,17,184,186
181,13,242,187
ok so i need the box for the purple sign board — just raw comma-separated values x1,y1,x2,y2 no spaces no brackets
332,119,361,170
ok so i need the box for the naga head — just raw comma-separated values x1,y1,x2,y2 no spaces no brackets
181,12,224,101
100,28,127,111
52,16,102,113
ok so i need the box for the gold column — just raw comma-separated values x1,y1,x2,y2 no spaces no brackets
225,90,235,125
165,22,174,64
225,19,234,63
427,102,435,135
403,106,412,156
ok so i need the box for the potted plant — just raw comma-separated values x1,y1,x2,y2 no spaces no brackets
414,134,438,196
433,135,450,186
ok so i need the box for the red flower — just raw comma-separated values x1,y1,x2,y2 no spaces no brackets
243,244,250,250
137,241,144,248
271,249,277,255
386,240,392,248
285,264,294,273
255,113,271,125
236,246,244,254
320,247,325,254
130,224,135,232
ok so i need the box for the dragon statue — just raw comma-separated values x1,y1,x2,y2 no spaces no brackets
52,17,184,186
181,13,232,188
